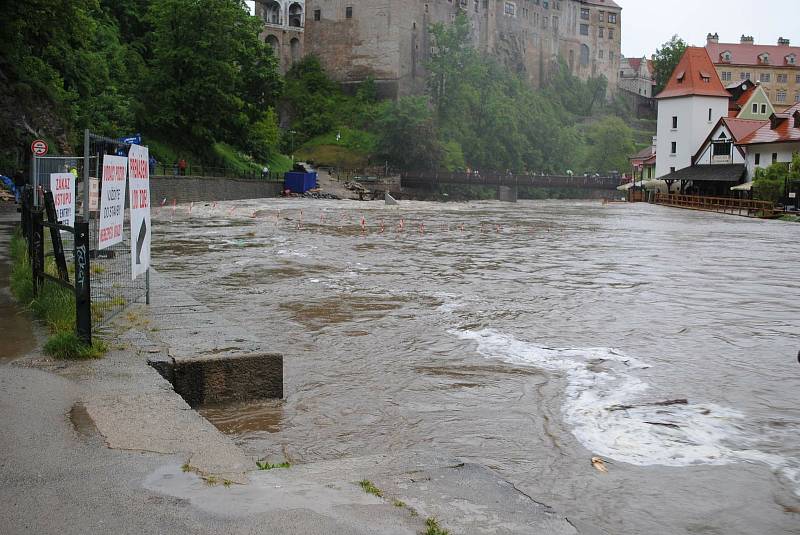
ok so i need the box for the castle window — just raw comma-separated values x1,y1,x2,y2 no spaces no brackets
313,9,320,21
787,54,797,65
504,1,516,16
580,44,589,66
721,51,732,62
777,73,788,83
759,53,770,64
598,49,604,59
740,71,751,80
599,27,604,38
580,24,588,36
580,8,589,20
777,90,787,103
721,71,731,81
608,28,614,39
345,6,353,18
608,13,617,23
760,73,771,83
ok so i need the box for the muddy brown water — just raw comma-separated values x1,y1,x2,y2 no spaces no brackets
0,220,35,362
151,199,800,534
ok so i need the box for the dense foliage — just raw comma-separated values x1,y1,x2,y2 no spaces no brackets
753,153,800,203
653,35,688,95
2,5,636,176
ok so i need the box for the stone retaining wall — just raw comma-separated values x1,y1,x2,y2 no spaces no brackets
151,175,282,204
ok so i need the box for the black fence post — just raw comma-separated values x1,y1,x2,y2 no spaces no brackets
31,209,44,298
74,219,91,346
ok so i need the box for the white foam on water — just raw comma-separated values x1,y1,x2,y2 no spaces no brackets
453,327,800,496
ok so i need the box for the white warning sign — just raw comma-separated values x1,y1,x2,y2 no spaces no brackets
128,144,151,280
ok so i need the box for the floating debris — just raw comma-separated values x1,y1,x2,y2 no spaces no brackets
591,456,609,473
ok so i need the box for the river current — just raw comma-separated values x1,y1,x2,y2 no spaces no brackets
151,199,800,534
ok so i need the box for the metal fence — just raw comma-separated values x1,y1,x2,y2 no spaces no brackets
28,130,151,330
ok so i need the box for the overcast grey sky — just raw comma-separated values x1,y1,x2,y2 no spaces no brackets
620,0,800,58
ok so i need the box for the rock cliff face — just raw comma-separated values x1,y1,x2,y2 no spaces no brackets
302,0,622,99
0,69,72,170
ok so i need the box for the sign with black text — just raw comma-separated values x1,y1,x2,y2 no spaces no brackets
98,155,127,250
128,144,151,280
49,172,75,228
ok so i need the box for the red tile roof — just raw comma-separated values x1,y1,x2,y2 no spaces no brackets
706,42,800,67
737,103,800,145
629,146,654,161
656,47,731,99
724,117,767,140
628,58,642,71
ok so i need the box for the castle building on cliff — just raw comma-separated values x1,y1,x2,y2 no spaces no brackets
256,0,622,99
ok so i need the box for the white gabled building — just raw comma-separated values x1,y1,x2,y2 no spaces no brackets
654,47,731,178
737,102,800,177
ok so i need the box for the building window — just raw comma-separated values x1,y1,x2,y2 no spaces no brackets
671,142,677,154
777,73,788,83
740,72,751,80
609,51,614,61
755,153,760,166
608,13,617,23
721,71,732,81
712,142,732,158
599,27,604,38
504,1,516,16
760,73,771,83
752,103,759,113
580,8,589,20
796,74,800,84
580,24,588,36
580,44,590,66
708,108,712,121
772,153,778,164
598,49,604,59
777,90,787,102
672,116,678,129
313,9,321,20
608,28,614,39
795,92,800,103
761,104,767,114
345,6,353,18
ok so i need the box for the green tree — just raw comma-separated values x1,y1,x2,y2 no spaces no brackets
376,97,443,170
142,0,282,152
653,35,688,95
580,116,636,173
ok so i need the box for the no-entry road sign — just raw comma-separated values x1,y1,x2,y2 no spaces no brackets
31,139,48,156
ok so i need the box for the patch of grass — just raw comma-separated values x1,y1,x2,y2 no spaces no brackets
203,475,219,486
295,144,369,169
43,333,106,360
181,463,192,473
358,479,383,498
212,142,262,176
90,264,106,275
256,461,291,470
392,499,406,508
267,152,294,175
9,230,107,360
779,214,800,223
299,127,378,153
223,479,233,488
423,517,451,535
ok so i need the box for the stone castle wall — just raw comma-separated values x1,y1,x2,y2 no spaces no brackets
302,0,621,98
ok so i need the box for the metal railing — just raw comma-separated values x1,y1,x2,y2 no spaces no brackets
654,193,776,218
22,187,92,344
152,163,282,181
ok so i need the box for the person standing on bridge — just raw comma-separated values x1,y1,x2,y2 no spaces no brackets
178,158,187,176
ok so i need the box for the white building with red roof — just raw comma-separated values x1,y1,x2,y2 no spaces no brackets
654,47,731,178
736,102,800,178
619,56,656,98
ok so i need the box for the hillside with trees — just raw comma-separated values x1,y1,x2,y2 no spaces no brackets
1,4,636,177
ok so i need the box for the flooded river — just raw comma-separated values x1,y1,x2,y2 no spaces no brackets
152,199,800,534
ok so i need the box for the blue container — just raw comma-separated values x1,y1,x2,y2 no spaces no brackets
283,172,318,193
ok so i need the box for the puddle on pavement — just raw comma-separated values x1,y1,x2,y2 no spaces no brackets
69,403,98,437
200,399,284,436
0,226,35,362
